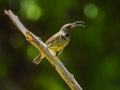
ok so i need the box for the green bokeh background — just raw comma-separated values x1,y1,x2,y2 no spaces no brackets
0,0,120,90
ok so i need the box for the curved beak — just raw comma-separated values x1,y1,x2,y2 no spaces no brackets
70,21,85,29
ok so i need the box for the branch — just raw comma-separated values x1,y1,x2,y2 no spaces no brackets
4,9,83,90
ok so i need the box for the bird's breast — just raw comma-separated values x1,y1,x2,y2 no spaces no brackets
47,35,70,54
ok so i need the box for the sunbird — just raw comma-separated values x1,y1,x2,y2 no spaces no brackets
33,21,85,65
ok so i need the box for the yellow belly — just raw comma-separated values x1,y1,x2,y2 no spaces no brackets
48,37,70,56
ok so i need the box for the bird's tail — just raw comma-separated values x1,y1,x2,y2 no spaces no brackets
33,54,44,65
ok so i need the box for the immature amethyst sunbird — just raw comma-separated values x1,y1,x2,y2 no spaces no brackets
33,21,85,65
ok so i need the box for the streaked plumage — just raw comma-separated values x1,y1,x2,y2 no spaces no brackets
33,21,85,65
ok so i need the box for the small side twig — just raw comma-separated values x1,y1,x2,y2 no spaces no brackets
4,9,83,90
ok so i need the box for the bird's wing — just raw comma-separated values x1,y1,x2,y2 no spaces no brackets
45,32,60,45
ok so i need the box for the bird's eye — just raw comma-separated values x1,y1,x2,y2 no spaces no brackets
66,25,71,29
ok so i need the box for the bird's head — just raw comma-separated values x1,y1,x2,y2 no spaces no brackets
60,21,85,34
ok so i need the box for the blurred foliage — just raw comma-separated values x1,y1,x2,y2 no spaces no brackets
0,0,120,90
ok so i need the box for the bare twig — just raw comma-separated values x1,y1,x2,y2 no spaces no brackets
4,9,83,90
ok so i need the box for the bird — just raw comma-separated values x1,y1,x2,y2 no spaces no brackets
33,21,85,65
